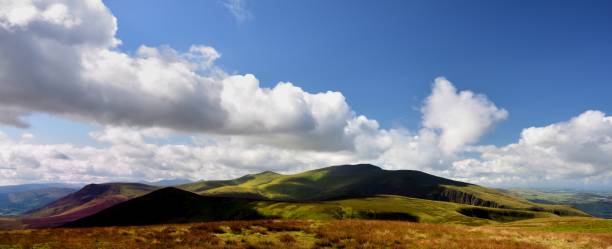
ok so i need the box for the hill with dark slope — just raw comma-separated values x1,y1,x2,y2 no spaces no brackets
180,164,464,200
21,183,158,228
64,187,263,227
180,164,587,216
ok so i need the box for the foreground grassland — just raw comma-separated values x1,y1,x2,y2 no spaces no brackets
1,219,612,249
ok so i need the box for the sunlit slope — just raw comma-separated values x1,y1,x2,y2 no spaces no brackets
441,185,587,216
181,164,471,200
180,164,588,216
494,216,612,233
64,189,558,228
255,195,558,225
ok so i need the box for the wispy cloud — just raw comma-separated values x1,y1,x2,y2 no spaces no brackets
222,0,252,22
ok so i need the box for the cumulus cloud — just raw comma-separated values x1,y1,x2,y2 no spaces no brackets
0,127,357,185
20,132,35,141
422,77,508,154
0,0,377,152
5,0,605,188
451,110,612,186
0,73,510,185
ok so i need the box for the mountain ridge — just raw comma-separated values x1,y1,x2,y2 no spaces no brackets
7,164,588,229
179,164,585,216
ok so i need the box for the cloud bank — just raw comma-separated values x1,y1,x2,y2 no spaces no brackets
452,110,612,187
0,0,609,187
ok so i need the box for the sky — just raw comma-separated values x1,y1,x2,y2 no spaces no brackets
0,0,611,189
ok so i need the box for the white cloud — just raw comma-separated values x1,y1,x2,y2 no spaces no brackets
422,77,508,154
450,110,612,186
0,126,359,185
3,0,608,189
0,72,511,185
20,132,35,141
0,0,376,153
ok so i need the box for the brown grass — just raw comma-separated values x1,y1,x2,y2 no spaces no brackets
0,219,611,249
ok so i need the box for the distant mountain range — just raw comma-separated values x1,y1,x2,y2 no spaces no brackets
0,184,81,216
508,189,612,218
0,164,595,229
0,183,82,194
0,178,191,216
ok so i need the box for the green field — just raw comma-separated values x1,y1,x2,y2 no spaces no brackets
495,217,612,233
255,195,557,225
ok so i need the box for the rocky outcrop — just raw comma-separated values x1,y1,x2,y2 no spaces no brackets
437,188,501,208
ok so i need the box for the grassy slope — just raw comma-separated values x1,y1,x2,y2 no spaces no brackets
255,195,556,225
180,164,587,217
443,185,587,216
183,164,474,201
495,217,612,233
63,188,556,228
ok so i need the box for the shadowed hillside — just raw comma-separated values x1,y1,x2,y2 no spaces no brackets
64,187,263,227
21,183,158,228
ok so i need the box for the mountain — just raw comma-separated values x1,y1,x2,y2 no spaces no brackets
0,164,588,229
0,187,76,215
22,183,158,228
65,188,552,228
64,187,262,227
65,188,571,228
179,164,586,216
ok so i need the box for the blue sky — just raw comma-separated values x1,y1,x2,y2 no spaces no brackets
4,0,611,146
103,0,612,145
0,0,611,187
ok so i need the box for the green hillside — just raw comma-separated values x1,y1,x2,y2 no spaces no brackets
180,164,587,216
180,164,471,200
255,195,558,225
64,188,559,228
